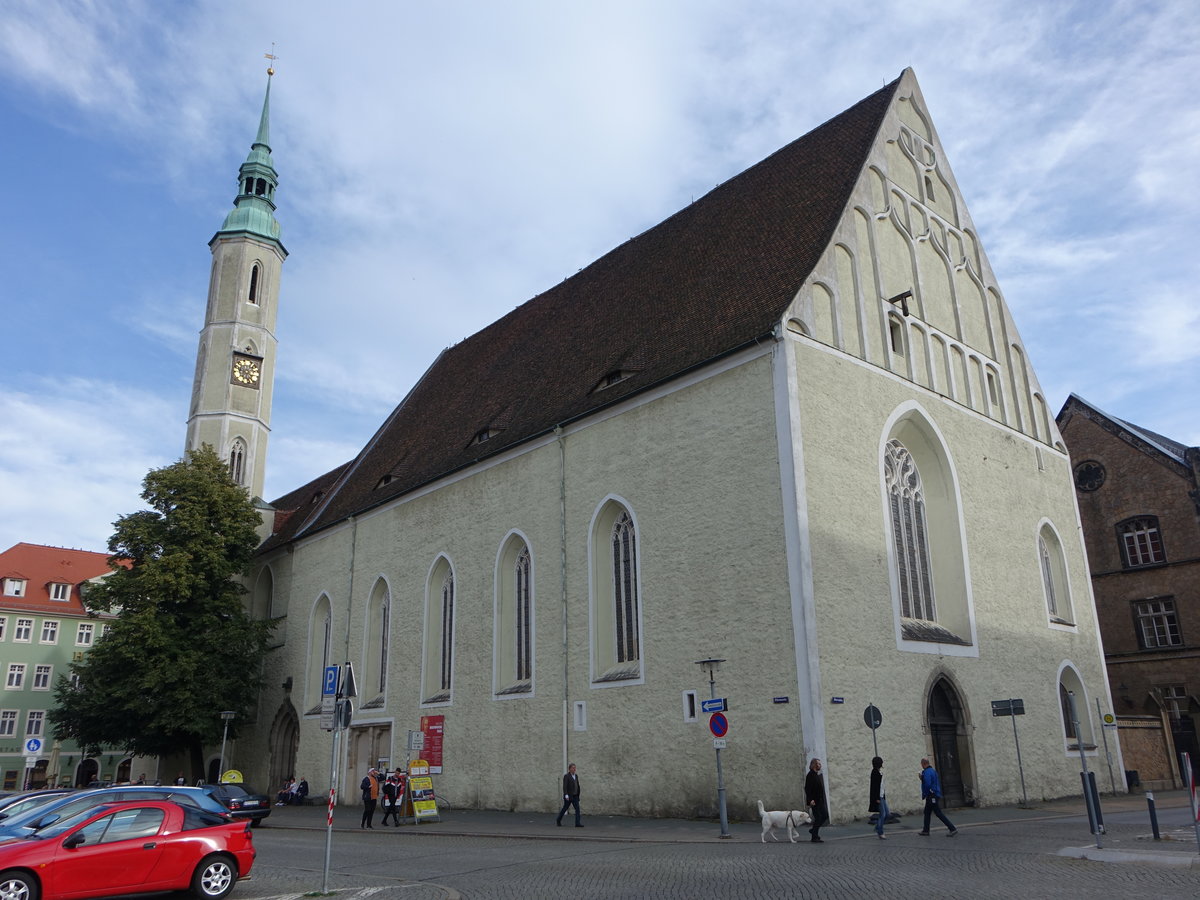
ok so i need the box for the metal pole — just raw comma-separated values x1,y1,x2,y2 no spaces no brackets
1009,701,1028,807
1096,698,1116,794
1068,691,1102,847
322,705,340,893
869,701,879,759
217,711,235,781
708,666,730,838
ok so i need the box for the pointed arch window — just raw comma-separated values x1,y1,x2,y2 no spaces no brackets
364,580,390,702
1038,524,1073,625
248,264,260,304
495,538,534,695
229,439,247,486
885,439,935,622
612,512,640,664
422,559,455,704
590,501,644,684
305,596,333,714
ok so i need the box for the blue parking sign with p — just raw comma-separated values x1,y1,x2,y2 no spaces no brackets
323,665,339,697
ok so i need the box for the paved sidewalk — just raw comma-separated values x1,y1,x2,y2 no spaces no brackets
264,788,1200,865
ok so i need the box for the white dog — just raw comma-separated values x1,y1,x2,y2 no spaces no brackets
757,799,811,842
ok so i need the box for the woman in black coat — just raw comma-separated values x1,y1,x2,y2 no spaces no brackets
804,758,828,842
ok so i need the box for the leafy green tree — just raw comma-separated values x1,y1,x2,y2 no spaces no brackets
50,445,270,778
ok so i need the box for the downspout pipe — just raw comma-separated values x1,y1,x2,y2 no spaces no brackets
556,425,569,773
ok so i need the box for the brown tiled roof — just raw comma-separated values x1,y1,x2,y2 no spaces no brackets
270,74,902,545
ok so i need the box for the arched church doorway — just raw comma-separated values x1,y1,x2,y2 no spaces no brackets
927,677,971,807
268,702,300,796
346,724,392,800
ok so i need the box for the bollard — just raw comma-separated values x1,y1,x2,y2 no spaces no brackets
1146,790,1160,840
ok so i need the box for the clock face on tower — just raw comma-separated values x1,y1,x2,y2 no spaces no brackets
230,354,262,388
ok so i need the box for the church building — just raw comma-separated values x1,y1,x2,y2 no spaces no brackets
197,68,1120,819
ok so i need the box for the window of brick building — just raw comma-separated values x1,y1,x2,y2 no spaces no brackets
1118,516,1166,568
1134,597,1181,648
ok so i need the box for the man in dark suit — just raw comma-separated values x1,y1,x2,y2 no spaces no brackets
556,762,582,827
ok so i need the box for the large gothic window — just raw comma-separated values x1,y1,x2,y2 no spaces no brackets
495,535,534,695
882,407,973,650
305,595,332,715
422,558,454,704
885,439,935,622
590,500,644,684
612,512,640,664
363,579,390,703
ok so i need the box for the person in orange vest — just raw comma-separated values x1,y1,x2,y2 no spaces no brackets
360,767,380,828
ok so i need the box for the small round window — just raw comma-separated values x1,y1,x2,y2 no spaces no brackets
1073,460,1105,492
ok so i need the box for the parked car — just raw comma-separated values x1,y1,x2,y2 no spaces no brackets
199,784,271,827
0,789,73,822
0,786,231,840
0,799,255,900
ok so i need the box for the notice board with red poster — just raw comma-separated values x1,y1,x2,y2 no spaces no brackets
420,715,445,773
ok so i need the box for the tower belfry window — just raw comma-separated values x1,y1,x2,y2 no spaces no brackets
248,265,260,304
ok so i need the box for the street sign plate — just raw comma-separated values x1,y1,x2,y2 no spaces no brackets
320,696,335,731
709,712,729,738
322,666,338,697
701,698,727,714
24,738,41,754
991,698,1025,717
713,738,727,749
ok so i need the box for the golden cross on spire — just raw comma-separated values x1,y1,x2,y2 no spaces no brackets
264,43,279,76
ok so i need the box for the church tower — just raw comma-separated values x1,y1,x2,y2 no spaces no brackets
185,70,286,502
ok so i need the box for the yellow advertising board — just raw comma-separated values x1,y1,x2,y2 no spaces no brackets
407,759,438,820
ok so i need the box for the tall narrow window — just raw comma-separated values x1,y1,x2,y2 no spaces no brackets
1118,517,1165,568
379,594,390,694
229,440,246,486
1038,524,1073,625
1039,537,1058,616
591,500,644,683
363,580,390,700
306,595,333,713
612,512,640,664
885,439,936,621
495,536,534,695
440,570,454,692
422,558,455,704
248,264,260,304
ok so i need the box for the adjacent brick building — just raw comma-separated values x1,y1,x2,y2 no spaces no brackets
1057,395,1200,787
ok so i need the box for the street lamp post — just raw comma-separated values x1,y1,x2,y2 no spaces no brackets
695,657,730,838
218,711,236,783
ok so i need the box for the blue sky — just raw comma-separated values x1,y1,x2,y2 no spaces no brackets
1,0,1197,554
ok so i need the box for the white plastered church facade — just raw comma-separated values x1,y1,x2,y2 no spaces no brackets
196,69,1121,820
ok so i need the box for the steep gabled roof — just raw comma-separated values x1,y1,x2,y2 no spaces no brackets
1058,394,1194,469
269,73,903,546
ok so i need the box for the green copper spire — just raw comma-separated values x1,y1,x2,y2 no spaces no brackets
214,72,284,249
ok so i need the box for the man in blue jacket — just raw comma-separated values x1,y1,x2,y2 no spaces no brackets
918,758,958,837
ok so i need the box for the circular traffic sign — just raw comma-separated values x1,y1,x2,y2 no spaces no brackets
24,738,41,753
709,712,729,738
864,705,882,730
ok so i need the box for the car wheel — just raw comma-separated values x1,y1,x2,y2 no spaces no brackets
190,854,237,900
0,870,39,900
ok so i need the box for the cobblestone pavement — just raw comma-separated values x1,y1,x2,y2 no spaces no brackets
237,791,1199,899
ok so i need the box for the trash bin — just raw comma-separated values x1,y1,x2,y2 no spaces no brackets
1125,769,1140,789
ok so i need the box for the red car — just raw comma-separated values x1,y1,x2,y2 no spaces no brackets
0,800,255,900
